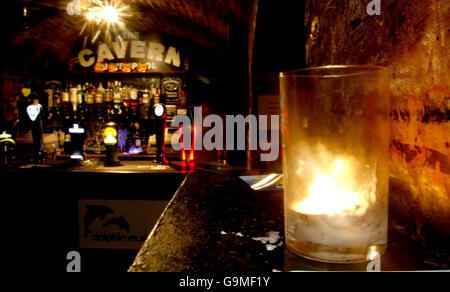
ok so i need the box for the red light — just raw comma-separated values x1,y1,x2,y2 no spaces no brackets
179,125,186,161
178,123,196,162
179,123,196,162
189,125,196,162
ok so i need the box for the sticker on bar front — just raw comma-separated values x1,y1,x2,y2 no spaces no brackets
239,174,283,191
79,200,169,249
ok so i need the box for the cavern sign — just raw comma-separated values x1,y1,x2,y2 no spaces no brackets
71,33,186,73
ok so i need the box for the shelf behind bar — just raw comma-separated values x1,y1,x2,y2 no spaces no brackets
69,70,188,75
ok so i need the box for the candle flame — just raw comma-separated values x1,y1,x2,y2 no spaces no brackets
366,246,380,261
293,156,375,216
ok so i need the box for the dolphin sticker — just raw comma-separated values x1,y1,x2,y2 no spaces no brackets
83,205,114,238
103,215,130,233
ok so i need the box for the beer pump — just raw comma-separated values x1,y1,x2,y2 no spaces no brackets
152,103,167,164
26,100,45,163
68,123,85,162
0,131,15,165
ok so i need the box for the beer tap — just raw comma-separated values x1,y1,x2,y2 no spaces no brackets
0,131,15,166
68,123,86,162
27,99,45,163
152,102,167,164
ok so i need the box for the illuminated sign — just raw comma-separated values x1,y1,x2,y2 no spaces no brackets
26,105,41,122
72,33,186,73
78,41,180,68
104,127,118,145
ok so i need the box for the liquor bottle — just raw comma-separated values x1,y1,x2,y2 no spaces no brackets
113,81,120,99
52,88,64,149
76,84,83,106
44,86,55,132
95,82,105,122
103,82,113,122
122,83,130,108
89,82,97,98
69,84,78,120
126,119,143,154
139,88,152,152
121,83,132,129
117,81,123,99
85,82,91,96
126,86,143,154
112,80,123,124
84,83,105,155
45,87,54,113
61,87,74,133
129,86,139,115
138,88,143,105
52,88,62,126
85,85,96,122
180,79,188,108
97,82,105,94
153,87,161,104
76,84,87,126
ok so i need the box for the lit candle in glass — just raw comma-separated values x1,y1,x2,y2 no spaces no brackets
280,66,390,263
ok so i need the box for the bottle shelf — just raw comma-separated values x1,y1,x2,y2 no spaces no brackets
69,70,188,75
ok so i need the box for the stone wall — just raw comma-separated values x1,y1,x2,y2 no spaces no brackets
305,0,449,238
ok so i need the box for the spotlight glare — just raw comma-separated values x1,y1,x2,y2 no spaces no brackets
78,0,130,44
102,6,119,23
86,11,95,21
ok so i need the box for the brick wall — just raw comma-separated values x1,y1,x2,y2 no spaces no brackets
1,74,22,125
305,0,449,238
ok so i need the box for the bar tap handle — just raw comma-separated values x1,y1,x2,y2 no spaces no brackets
27,101,45,163
0,131,16,166
152,103,167,164
68,123,85,162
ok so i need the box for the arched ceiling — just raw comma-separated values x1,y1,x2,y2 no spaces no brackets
11,0,254,63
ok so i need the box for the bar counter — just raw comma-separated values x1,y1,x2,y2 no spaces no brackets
129,171,450,272
2,162,449,272
2,160,186,272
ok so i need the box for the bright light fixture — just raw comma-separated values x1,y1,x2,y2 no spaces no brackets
85,10,95,21
101,6,119,23
75,0,130,43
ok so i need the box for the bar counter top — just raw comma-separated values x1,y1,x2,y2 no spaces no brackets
0,159,184,174
129,170,450,272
